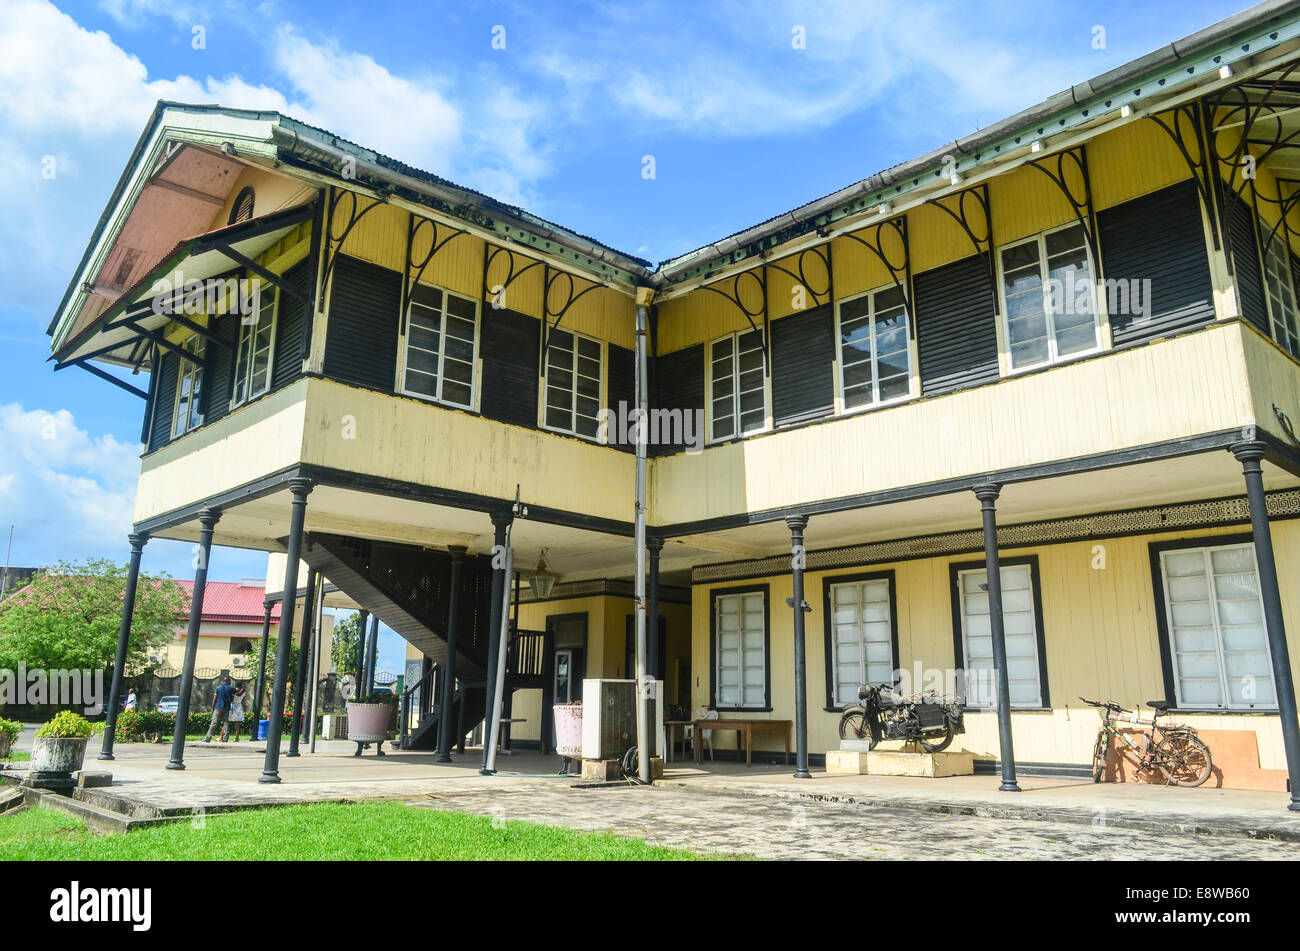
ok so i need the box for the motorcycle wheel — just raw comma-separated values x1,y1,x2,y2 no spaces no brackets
918,719,954,753
838,710,875,748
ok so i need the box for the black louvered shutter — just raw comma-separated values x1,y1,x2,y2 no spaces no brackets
606,343,635,451
651,344,705,455
1224,191,1268,334
271,258,311,391
323,255,401,391
913,253,1000,396
149,352,178,451
479,307,540,428
1098,179,1214,345
203,312,239,423
770,304,834,426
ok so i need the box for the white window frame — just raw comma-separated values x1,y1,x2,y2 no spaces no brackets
1257,220,1300,358
541,328,604,439
714,589,767,710
1158,542,1277,711
956,563,1044,709
834,284,913,414
995,222,1103,374
229,284,278,410
827,575,896,708
397,280,481,411
706,329,768,443
171,333,205,438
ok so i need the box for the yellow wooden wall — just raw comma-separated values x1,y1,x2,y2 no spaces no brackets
691,521,1300,768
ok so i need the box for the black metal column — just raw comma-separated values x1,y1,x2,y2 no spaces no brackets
786,516,812,779
437,546,467,762
99,531,149,760
973,483,1020,791
354,608,370,694
481,513,511,774
365,613,379,695
261,478,312,783
286,565,317,757
168,508,220,770
1233,442,1300,810
647,535,663,680
250,599,273,738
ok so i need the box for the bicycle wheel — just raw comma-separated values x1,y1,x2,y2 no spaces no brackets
1091,732,1108,783
1156,732,1212,787
919,720,954,753
838,710,870,744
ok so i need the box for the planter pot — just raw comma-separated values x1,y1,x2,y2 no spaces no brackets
27,736,89,789
346,702,395,742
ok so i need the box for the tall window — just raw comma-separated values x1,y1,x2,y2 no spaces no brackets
955,563,1044,708
1158,542,1275,710
171,334,205,438
544,328,602,438
837,285,910,410
1259,228,1300,357
998,223,1100,371
714,590,766,709
828,576,895,707
401,283,478,409
231,285,276,408
709,329,765,440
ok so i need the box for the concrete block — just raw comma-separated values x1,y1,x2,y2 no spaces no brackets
581,758,621,782
826,750,870,775
75,771,113,789
866,750,975,778
839,739,873,753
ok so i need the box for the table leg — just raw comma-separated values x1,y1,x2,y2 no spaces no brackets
746,725,752,767
695,723,702,765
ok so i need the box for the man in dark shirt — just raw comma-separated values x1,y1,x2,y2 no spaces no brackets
205,677,236,742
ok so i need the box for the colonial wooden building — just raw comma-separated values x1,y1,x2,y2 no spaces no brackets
51,2,1300,804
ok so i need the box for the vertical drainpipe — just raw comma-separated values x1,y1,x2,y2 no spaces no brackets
634,291,654,783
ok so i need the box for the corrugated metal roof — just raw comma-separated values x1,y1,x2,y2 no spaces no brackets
175,580,280,624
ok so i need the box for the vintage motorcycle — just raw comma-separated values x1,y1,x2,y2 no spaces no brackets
838,683,965,753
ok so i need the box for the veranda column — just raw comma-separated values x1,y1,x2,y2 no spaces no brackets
354,609,370,696
1233,441,1300,810
647,535,664,680
261,478,312,783
167,509,220,770
286,565,318,757
973,484,1020,792
99,531,149,760
365,613,379,695
481,512,512,774
250,599,273,737
786,516,812,779
436,546,467,762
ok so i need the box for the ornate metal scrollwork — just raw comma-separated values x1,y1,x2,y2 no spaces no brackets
838,215,914,334
1024,145,1099,276
1147,102,1221,249
925,183,997,314
693,266,770,371
540,263,607,363
321,186,387,292
764,244,832,312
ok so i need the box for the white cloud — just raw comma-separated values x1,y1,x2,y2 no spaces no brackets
0,403,140,559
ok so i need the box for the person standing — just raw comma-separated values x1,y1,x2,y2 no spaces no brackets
123,688,138,711
205,677,236,743
227,684,247,742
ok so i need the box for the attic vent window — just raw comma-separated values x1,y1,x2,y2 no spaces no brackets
228,187,255,224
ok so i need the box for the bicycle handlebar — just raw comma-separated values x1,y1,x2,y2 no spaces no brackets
1079,696,1131,714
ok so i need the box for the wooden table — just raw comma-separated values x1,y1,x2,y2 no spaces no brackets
693,719,792,766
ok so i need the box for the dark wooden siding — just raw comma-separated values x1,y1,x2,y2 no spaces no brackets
770,304,835,426
148,351,178,451
606,343,636,451
1097,179,1214,345
913,253,1000,396
271,258,311,392
651,343,705,455
202,313,239,423
322,254,401,391
1224,190,1269,334
479,307,540,428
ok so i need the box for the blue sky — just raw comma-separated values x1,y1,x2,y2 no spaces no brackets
0,0,1254,671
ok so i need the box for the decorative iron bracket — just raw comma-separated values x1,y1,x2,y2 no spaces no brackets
838,215,914,335
925,183,998,315
1024,145,1100,280
482,242,545,310
694,267,769,372
401,212,469,330
764,244,833,313
540,263,606,366
1147,101,1222,249
321,186,387,293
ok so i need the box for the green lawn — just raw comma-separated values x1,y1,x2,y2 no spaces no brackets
0,801,714,861
3,751,29,762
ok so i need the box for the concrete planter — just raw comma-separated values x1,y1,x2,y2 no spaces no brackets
29,736,89,776
346,702,395,741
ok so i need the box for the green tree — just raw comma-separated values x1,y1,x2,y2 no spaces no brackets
0,559,185,673
331,611,365,675
244,636,300,708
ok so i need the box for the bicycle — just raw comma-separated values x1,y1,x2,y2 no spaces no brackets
1080,697,1213,787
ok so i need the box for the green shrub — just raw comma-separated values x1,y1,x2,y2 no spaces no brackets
0,716,22,746
35,710,97,739
352,691,397,705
